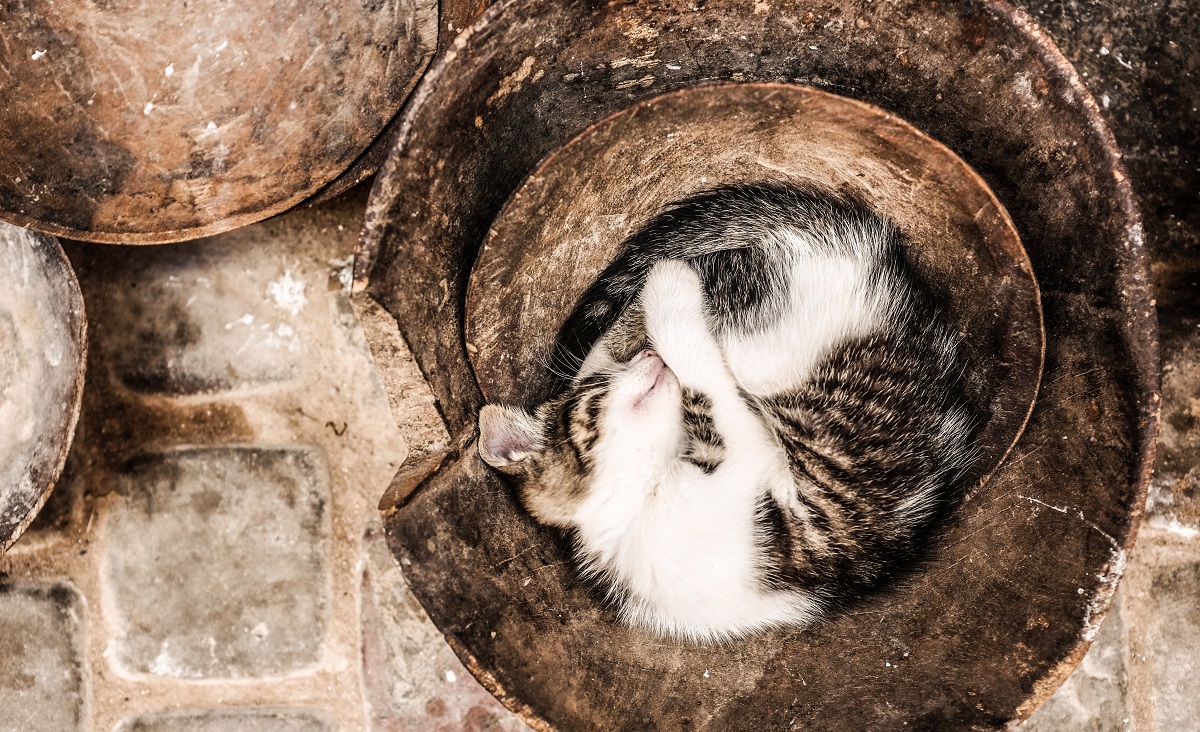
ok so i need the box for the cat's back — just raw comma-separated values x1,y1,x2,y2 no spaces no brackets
684,185,908,398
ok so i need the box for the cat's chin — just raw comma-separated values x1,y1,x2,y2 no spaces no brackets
627,350,679,412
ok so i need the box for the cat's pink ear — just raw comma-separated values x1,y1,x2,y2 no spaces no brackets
478,405,543,475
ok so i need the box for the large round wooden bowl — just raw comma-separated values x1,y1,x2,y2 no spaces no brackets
0,0,449,244
0,223,86,552
353,0,1158,729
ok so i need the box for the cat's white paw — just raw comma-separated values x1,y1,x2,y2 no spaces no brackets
642,260,724,387
642,259,707,335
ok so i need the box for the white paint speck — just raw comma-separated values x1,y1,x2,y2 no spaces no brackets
1100,47,1110,56
267,270,307,315
666,63,681,70
143,102,155,115
164,63,175,77
808,45,818,50
444,670,458,683
149,643,199,678
31,49,47,60
225,313,255,330
1102,94,1111,109
703,669,710,678
215,40,229,53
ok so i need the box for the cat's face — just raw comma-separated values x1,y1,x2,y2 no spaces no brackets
478,349,685,526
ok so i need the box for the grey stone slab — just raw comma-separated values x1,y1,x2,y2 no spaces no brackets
360,523,531,732
1020,593,1130,732
100,446,330,679
0,583,87,732
72,243,319,395
1144,561,1200,729
115,709,331,732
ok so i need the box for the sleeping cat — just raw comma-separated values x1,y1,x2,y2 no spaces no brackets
478,182,979,642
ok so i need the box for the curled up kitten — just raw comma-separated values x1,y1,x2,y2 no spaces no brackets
478,183,980,642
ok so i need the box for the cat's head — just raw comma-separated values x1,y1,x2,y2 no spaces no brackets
477,349,685,526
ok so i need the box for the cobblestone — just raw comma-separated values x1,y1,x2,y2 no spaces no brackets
0,584,86,732
99,446,330,679
1142,561,1200,729
115,709,332,732
360,523,531,731
81,246,314,395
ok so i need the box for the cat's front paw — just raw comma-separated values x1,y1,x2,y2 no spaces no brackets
642,260,723,385
642,259,708,333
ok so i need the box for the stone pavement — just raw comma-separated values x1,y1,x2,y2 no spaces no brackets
0,186,530,732
0,180,1192,731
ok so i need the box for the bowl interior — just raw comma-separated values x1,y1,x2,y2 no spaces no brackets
467,82,1043,489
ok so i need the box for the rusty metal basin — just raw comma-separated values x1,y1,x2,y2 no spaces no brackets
0,222,85,552
354,0,1158,729
0,0,438,244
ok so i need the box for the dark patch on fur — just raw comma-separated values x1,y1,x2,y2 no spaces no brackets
520,182,980,614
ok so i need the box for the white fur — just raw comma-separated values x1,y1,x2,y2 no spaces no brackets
723,230,892,397
568,260,854,641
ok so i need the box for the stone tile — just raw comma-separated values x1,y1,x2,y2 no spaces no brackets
1145,312,1200,538
115,709,331,732
1020,593,1131,732
1142,561,1200,729
100,446,330,679
0,583,86,732
360,523,532,732
70,242,319,395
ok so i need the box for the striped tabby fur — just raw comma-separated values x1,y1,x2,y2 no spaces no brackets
478,183,979,641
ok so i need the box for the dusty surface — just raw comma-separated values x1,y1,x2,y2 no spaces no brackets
0,0,1193,729
1012,1,1200,729
0,0,436,243
0,222,85,552
0,584,87,732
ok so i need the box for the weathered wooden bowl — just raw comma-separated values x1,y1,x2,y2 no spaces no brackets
354,0,1158,729
0,223,86,552
467,83,1043,490
0,0,444,244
